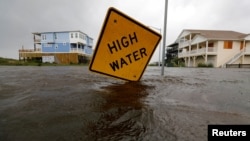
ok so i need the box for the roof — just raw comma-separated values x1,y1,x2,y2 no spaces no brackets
32,30,88,35
183,29,247,40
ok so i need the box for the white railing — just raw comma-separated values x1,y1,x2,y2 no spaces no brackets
197,48,206,53
71,48,77,52
208,47,217,52
178,47,217,57
19,48,41,52
71,48,84,53
191,50,197,54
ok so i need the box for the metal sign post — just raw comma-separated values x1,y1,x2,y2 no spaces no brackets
161,0,168,76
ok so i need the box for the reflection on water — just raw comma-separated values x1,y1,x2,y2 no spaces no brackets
101,82,152,109
85,82,154,140
86,82,178,141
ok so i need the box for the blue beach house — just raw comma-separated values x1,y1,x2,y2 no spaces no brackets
19,30,94,64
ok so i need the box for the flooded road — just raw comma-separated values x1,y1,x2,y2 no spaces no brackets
1,66,250,141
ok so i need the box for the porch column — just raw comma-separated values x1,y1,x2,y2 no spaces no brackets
197,43,199,54
205,41,208,63
188,34,192,67
77,43,78,52
193,56,196,67
33,34,36,50
242,40,246,63
188,57,190,67
185,57,188,67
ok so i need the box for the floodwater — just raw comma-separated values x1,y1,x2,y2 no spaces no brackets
0,66,250,141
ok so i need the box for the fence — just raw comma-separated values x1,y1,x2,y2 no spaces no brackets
226,64,250,68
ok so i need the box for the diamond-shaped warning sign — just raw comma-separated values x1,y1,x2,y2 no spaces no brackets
89,7,161,81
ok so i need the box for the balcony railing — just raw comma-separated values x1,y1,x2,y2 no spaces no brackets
208,47,217,52
71,48,85,53
178,47,217,57
34,39,41,42
19,48,41,52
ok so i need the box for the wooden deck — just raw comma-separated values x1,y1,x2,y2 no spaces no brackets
19,51,91,64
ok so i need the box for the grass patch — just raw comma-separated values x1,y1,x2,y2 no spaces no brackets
0,57,89,66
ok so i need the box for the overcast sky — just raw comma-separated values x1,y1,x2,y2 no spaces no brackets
1,0,250,62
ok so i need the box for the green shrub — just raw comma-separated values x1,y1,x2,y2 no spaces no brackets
170,57,185,67
197,63,213,68
207,63,214,67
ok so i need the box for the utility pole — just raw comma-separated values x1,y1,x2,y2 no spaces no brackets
161,0,168,76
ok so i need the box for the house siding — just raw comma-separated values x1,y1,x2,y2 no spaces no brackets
216,41,241,67
42,43,70,52
245,56,250,63
41,32,70,53
84,46,92,55
41,33,54,43
55,32,70,43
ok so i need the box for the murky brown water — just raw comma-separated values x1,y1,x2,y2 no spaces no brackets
1,66,250,141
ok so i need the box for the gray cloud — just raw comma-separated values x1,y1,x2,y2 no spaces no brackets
0,0,250,62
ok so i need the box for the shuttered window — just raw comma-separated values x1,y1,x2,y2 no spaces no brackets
224,41,232,49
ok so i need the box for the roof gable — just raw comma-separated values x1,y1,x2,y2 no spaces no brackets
191,35,207,44
185,29,246,40
244,34,250,40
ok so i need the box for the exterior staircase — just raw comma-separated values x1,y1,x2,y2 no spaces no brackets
221,49,245,68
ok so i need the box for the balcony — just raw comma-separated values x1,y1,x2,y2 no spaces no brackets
179,41,190,48
70,48,85,54
19,48,41,53
178,47,217,57
88,42,93,47
34,39,41,43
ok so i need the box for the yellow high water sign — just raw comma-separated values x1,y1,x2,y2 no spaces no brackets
89,7,161,81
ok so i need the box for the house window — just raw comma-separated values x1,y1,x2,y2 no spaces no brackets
224,41,233,49
75,33,78,38
42,34,46,40
208,43,214,47
71,33,73,38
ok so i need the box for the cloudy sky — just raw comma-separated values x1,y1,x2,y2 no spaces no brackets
1,0,250,62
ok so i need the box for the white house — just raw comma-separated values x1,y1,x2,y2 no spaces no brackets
170,29,250,67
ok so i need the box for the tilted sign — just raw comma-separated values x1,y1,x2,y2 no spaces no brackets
89,7,161,81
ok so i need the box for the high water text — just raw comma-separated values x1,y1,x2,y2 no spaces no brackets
107,32,147,71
